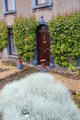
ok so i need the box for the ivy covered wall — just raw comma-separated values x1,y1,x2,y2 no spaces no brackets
12,17,38,61
0,21,8,51
49,12,80,70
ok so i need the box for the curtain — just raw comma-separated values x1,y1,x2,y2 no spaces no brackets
38,0,48,5
8,0,15,11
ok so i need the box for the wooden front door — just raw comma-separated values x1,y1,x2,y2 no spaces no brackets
37,28,50,65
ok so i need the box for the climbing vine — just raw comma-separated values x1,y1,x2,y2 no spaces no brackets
13,17,38,61
49,12,80,71
0,21,8,51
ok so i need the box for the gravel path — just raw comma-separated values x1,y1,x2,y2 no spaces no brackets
0,59,18,80
49,71,80,94
0,58,80,94
0,61,80,118
0,66,40,90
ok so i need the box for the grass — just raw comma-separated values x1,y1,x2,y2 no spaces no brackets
72,94,80,109
0,114,2,118
74,94,80,99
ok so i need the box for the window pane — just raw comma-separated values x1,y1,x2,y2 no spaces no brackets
6,0,8,11
9,29,17,55
7,0,15,11
37,0,48,5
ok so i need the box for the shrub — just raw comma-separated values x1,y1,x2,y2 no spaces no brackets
49,12,80,70
13,17,38,61
0,73,80,120
0,21,8,51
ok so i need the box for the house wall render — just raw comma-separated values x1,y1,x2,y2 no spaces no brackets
0,0,80,62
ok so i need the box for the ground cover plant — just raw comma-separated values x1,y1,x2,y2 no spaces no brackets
0,72,80,120
49,11,80,71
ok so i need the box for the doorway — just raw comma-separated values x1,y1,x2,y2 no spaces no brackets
37,25,50,65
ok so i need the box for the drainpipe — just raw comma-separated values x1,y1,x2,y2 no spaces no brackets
49,38,55,69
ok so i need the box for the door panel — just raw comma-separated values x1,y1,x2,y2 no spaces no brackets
37,30,50,65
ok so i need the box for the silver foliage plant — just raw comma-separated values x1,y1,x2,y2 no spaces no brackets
0,72,80,120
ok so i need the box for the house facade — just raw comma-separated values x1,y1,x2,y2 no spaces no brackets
0,0,80,68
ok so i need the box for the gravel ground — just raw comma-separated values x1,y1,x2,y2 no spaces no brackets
0,59,80,115
0,59,18,80
0,69,80,119
0,66,40,90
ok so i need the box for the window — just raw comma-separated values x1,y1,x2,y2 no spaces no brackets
6,0,15,12
36,0,49,5
3,0,16,14
7,28,17,56
32,0,52,11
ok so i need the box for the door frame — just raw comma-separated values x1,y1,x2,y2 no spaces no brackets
32,17,55,69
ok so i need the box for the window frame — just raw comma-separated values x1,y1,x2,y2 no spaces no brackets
2,0,16,15
32,0,52,11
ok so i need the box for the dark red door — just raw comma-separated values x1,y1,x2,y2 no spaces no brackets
37,30,50,65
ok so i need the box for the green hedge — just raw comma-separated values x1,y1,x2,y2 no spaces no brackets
49,12,80,70
0,21,8,51
13,17,38,61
